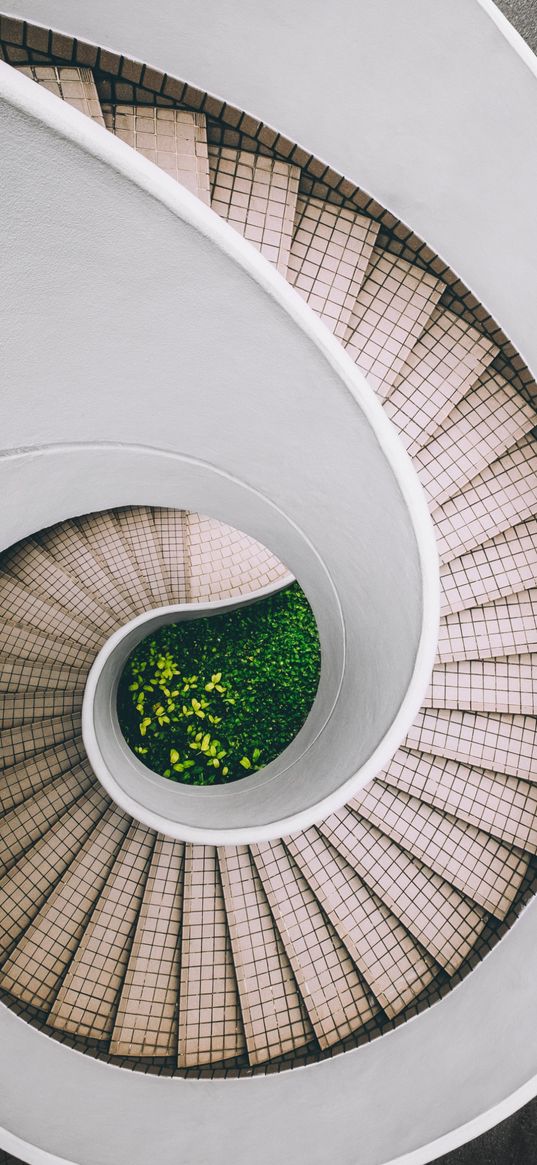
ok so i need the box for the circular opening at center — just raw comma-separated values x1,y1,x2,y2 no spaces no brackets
116,581,321,786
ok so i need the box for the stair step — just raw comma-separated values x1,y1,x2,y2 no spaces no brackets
343,251,444,397
384,747,537,855
114,507,169,608
0,785,110,964
434,434,537,563
438,588,537,662
405,708,537,781
425,655,537,715
287,196,379,339
0,622,94,671
103,106,210,204
384,307,498,452
440,520,537,615
38,520,136,622
0,713,81,769
416,376,536,509
178,845,245,1067
110,837,184,1058
185,512,291,602
0,737,87,816
151,508,189,603
319,808,485,974
2,539,118,635
75,512,142,617
0,574,99,647
0,763,96,878
1,803,130,1010
252,839,377,1046
48,822,155,1039
16,65,105,124
353,781,527,918
0,656,86,695
209,146,300,276
218,845,314,1065
0,690,83,730
107,510,156,610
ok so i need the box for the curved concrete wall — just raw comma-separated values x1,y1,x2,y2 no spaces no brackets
2,0,537,382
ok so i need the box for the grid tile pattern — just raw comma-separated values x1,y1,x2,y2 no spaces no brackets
39,519,136,622
185,512,291,601
252,839,377,1046
178,845,245,1067
352,780,528,918
218,845,313,1063
440,520,537,615
287,196,380,338
0,712,81,769
0,574,100,647
438,588,537,662
111,837,184,1057
209,146,300,274
0,689,83,729
406,709,537,781
319,808,486,974
17,65,105,123
384,747,537,855
0,786,110,963
0,737,86,815
0,656,86,694
425,656,537,715
0,621,94,671
114,507,169,608
103,106,210,203
0,763,96,878
284,828,436,1018
2,540,118,635
152,508,188,603
48,822,155,1039
1,804,130,1010
343,251,444,396
76,511,148,617
384,308,498,452
416,374,536,508
434,435,537,564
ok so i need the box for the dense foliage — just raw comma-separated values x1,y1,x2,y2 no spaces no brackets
117,582,320,786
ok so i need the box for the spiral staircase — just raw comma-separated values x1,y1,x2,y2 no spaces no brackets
1,4,537,1163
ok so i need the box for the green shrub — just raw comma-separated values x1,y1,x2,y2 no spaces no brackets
117,582,320,786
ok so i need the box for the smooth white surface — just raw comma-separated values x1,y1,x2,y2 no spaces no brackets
3,0,537,381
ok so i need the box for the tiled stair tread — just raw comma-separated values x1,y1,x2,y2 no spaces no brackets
283,829,436,1018
113,508,168,608
16,65,105,124
0,621,94,670
415,374,536,508
438,588,537,662
0,786,110,964
2,540,118,634
178,845,246,1067
384,747,537,855
433,435,537,563
0,738,87,816
39,520,136,621
218,845,314,1064
0,574,100,647
185,512,291,602
384,307,498,452
343,250,445,397
251,839,377,1046
440,520,537,615
405,709,537,782
1,804,130,1010
319,809,486,975
0,764,96,879
0,712,82,769
0,656,86,694
425,656,537,716
110,837,184,1058
352,781,528,918
102,106,210,204
287,195,380,339
48,822,155,1039
76,511,148,615
209,145,300,275
0,690,83,730
151,508,189,603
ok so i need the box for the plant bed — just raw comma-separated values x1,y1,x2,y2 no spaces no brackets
117,582,321,785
